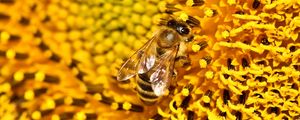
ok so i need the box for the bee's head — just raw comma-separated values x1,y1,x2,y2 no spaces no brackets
166,19,193,42
167,19,190,35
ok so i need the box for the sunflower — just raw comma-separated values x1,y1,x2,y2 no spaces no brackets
0,0,300,120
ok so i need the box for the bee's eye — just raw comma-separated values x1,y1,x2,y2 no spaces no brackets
178,27,189,35
167,20,177,27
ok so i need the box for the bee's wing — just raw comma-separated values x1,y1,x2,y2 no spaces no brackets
117,35,158,81
137,40,158,74
149,45,178,96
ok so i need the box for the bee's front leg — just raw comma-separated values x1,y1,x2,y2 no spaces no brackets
175,41,191,68
175,55,191,68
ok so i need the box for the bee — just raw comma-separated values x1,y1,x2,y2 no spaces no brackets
117,18,195,105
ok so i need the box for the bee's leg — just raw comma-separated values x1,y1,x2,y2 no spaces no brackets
185,35,194,42
175,42,191,68
175,55,191,68
172,69,177,80
168,69,178,95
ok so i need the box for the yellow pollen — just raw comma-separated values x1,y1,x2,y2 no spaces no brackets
0,31,10,43
199,59,208,68
24,90,34,100
186,0,194,6
51,114,60,120
35,71,45,82
31,111,41,120
227,0,236,5
192,44,201,52
93,93,102,101
181,88,190,96
122,102,132,110
41,99,56,110
180,13,189,21
204,9,214,17
6,49,16,59
0,83,11,92
111,102,119,110
205,71,214,79
64,97,73,105
203,96,211,103
13,71,24,82
75,112,86,120
221,30,230,38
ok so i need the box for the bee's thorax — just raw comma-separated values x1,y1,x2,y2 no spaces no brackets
157,29,180,48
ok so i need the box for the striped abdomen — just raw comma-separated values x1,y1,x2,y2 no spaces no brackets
136,73,159,105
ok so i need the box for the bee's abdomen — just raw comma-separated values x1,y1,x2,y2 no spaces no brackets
137,73,158,105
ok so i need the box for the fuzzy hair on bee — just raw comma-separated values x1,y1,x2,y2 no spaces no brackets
117,16,198,105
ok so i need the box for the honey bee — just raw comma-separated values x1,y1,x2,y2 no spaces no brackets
117,18,195,105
